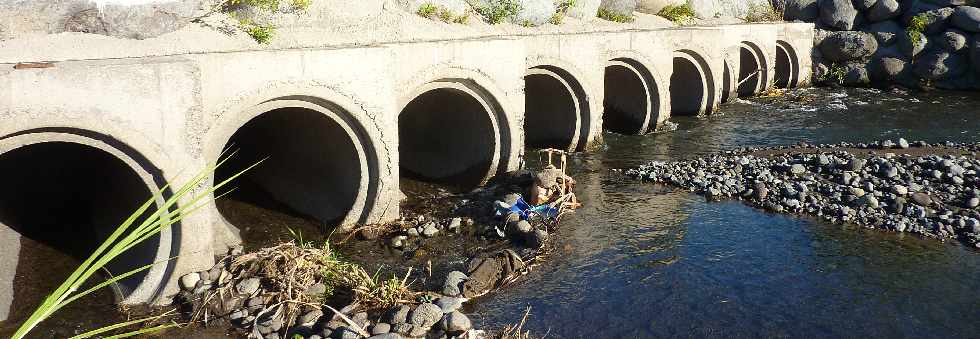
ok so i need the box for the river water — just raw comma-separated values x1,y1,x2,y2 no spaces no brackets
469,87,980,338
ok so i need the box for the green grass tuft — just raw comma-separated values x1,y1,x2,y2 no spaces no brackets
825,63,846,85
219,0,316,45
239,19,275,44
598,8,635,23
11,153,261,339
657,3,696,25
290,0,310,10
417,2,438,17
453,12,470,24
549,12,564,25
475,0,522,25
907,13,927,53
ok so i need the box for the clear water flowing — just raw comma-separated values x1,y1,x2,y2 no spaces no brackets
469,87,980,338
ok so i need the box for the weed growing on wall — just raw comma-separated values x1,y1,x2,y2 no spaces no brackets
219,0,313,44
657,2,696,25
907,13,927,53
743,2,783,22
474,0,522,24
549,0,577,25
417,2,471,24
598,8,635,23
417,2,438,17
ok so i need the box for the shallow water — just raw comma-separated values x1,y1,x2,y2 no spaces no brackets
469,87,980,338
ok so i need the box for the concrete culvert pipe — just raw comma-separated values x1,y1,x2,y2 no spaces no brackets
0,142,162,312
738,45,763,97
722,60,733,103
524,67,584,151
775,44,794,88
215,105,363,227
399,86,497,189
604,59,655,135
670,55,708,116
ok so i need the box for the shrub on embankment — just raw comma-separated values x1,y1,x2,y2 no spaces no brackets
786,0,980,89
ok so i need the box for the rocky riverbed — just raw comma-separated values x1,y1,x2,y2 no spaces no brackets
622,140,980,249
162,167,573,339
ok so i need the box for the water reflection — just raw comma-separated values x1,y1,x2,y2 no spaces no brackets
471,88,980,338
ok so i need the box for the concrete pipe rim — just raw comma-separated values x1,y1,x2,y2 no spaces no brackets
0,131,173,305
400,80,503,186
775,41,800,88
671,51,713,116
739,41,770,96
525,67,584,153
211,99,373,230
605,59,655,135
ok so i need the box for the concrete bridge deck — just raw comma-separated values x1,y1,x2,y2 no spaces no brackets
0,22,813,316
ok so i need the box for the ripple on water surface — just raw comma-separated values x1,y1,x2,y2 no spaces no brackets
470,88,980,338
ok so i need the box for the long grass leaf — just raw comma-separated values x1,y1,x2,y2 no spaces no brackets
57,256,177,310
67,311,174,339
12,155,257,339
103,323,179,339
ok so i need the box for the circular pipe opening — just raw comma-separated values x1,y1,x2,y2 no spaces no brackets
775,44,794,88
215,105,363,231
603,59,657,134
0,142,159,300
399,87,496,189
722,60,733,103
670,55,708,116
738,45,763,97
524,66,585,151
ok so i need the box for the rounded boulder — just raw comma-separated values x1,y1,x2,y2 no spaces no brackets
599,0,638,16
513,0,557,26
785,0,819,21
842,63,870,85
868,20,903,46
820,31,878,61
408,303,444,328
818,0,859,30
867,0,901,23
870,56,908,81
951,6,980,32
937,29,968,52
914,51,968,80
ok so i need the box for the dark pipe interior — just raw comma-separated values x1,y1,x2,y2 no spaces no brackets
215,106,361,227
738,46,762,97
670,56,707,116
775,45,792,88
399,87,495,189
0,142,157,296
604,63,650,134
722,60,732,103
524,71,579,150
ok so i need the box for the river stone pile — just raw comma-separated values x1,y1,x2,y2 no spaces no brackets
787,0,980,89
174,246,487,339
623,140,980,249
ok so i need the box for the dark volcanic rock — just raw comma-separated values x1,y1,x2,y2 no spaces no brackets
818,0,860,30
785,0,819,20
867,0,902,23
937,29,969,52
951,6,980,32
821,31,878,61
868,20,903,46
914,51,967,80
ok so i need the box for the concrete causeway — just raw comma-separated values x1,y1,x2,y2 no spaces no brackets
0,22,813,314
